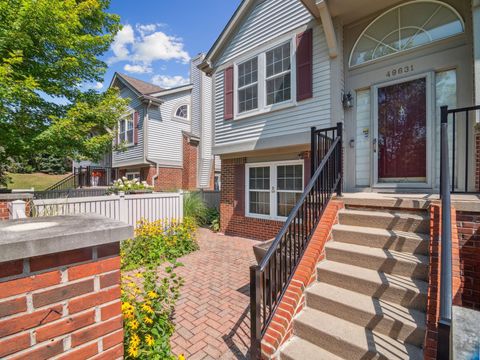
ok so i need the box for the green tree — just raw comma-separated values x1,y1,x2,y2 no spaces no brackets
0,0,127,186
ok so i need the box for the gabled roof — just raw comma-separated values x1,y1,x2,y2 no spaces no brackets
198,0,317,74
113,73,164,95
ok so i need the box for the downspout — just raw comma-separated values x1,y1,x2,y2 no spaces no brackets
144,99,161,187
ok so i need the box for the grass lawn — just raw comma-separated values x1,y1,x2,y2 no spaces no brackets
7,172,71,191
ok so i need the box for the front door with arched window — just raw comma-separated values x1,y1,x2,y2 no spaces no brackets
343,0,470,191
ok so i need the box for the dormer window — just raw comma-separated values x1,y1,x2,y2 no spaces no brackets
175,105,189,120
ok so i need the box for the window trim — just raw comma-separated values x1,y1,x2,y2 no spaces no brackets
118,112,135,147
233,36,297,121
245,160,304,221
173,104,190,123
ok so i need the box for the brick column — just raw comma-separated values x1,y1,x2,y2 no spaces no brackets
0,193,33,220
475,129,480,192
0,215,133,359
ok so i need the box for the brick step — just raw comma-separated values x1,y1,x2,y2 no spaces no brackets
332,224,429,255
338,209,430,233
306,283,426,346
292,308,423,359
280,337,342,360
325,241,429,281
317,261,428,311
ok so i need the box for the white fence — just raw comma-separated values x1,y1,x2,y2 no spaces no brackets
32,192,183,226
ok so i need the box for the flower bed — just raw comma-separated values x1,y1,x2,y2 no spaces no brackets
109,177,154,195
121,217,198,359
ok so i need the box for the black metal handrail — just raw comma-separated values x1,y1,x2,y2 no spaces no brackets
249,123,343,359
44,173,77,192
440,104,480,193
438,114,452,360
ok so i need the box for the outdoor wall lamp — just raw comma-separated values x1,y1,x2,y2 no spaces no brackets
342,91,353,109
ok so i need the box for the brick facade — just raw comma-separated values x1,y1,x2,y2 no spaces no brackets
0,195,32,220
0,201,7,220
476,129,480,192
0,244,123,359
182,133,198,190
220,153,311,241
260,200,343,359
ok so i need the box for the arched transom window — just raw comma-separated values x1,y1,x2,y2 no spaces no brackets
349,1,464,67
175,104,189,120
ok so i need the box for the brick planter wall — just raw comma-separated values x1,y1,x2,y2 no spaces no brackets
260,200,344,359
476,130,479,192
0,245,123,359
0,215,132,360
0,194,33,220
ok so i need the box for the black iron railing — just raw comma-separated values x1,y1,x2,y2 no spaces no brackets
44,173,78,192
75,166,115,188
249,123,343,358
440,105,480,193
438,111,452,360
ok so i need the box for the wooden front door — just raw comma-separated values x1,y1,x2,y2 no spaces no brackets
376,77,428,184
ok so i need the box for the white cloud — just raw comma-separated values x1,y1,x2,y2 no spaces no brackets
94,82,104,90
108,23,191,67
123,64,152,74
110,25,134,61
151,75,189,89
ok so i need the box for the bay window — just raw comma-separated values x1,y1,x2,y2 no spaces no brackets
246,161,303,220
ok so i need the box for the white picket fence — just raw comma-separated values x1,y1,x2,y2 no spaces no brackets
32,192,183,226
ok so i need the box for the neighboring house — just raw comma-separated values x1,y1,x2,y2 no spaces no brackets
107,54,217,191
199,0,480,240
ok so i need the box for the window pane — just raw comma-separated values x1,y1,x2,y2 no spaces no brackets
127,129,134,144
249,167,270,190
176,105,188,119
120,119,125,133
250,191,270,215
266,43,290,77
266,73,291,105
277,192,302,217
127,119,134,130
277,165,302,191
239,85,258,113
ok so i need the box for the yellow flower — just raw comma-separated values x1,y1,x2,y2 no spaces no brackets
135,272,143,278
127,344,138,358
142,303,154,314
145,334,155,346
131,333,141,346
178,355,186,360
144,316,153,325
129,319,139,330
147,291,159,299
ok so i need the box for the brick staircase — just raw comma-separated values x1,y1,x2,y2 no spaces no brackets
280,204,429,359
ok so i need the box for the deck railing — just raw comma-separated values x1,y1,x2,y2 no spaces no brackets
249,123,343,359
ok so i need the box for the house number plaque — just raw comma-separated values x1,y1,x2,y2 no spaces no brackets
386,65,414,78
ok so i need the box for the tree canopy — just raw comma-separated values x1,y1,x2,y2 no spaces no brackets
0,0,128,186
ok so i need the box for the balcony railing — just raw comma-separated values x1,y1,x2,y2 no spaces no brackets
249,123,343,359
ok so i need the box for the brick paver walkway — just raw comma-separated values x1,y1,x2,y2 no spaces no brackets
170,228,261,360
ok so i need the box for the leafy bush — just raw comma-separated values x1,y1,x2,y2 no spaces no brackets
121,218,198,271
122,266,184,360
205,207,220,232
183,192,208,225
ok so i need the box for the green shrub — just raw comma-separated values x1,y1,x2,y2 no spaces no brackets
183,192,208,225
121,218,198,271
205,207,220,232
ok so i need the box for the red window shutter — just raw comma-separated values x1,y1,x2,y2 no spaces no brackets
296,28,313,101
224,66,234,120
234,163,245,215
133,111,139,145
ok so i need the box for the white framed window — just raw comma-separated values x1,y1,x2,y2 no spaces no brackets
174,104,189,120
125,172,140,181
234,37,296,119
246,160,303,220
119,113,134,146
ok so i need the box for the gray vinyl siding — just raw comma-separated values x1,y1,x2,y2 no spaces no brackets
215,0,313,68
113,86,145,166
147,91,191,166
213,24,331,151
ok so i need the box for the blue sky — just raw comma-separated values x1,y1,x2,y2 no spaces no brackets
98,0,242,90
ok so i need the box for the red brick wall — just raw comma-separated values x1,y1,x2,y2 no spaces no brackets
0,201,8,220
261,200,343,359
454,210,480,310
144,166,183,192
182,134,198,191
0,244,123,359
220,158,283,240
